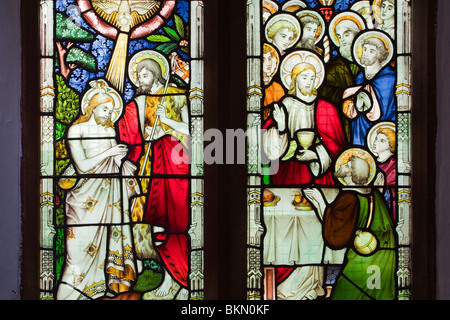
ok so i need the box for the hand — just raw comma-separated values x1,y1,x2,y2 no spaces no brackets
107,144,128,161
273,104,286,132
302,188,323,204
374,172,385,186
144,125,163,141
156,104,168,124
296,149,318,162
356,90,372,113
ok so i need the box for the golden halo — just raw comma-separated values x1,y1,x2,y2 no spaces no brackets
263,0,279,15
296,10,326,44
280,50,325,91
282,0,307,12
353,30,394,68
372,0,385,24
351,0,375,29
265,13,302,51
128,50,170,88
335,148,377,186
81,79,123,123
367,121,396,155
329,11,366,47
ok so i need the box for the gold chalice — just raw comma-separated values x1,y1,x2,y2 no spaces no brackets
296,130,315,150
296,130,316,159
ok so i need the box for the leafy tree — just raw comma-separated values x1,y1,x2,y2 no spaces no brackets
55,12,97,78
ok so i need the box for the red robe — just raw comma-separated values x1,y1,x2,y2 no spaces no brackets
118,100,189,288
263,99,347,284
263,99,347,186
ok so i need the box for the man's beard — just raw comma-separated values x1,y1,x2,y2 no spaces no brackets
94,115,109,126
298,86,317,97
299,37,316,50
360,56,376,67
136,83,153,95
334,165,352,180
339,44,353,61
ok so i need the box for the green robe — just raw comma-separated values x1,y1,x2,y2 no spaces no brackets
319,57,360,143
323,190,396,300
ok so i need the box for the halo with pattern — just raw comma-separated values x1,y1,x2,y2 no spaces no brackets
329,11,366,47
128,50,170,88
81,79,123,123
265,13,302,50
367,121,396,155
335,148,377,186
352,30,394,69
279,50,325,91
296,10,326,44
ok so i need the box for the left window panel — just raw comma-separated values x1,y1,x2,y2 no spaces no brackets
39,0,204,300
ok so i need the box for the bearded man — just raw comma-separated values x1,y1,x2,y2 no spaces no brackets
57,80,139,300
319,15,365,142
324,154,396,300
296,14,323,55
118,56,190,299
342,34,396,146
263,61,346,186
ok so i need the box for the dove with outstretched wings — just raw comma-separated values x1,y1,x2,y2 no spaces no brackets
92,0,161,32
88,0,162,92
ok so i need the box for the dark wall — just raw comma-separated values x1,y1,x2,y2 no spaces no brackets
435,0,450,300
0,0,21,300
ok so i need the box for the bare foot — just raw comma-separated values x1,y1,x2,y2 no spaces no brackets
154,270,173,297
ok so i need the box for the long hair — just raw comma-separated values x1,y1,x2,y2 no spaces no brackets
73,92,115,128
136,58,166,93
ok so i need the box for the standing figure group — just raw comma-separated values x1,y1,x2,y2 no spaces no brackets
261,0,398,300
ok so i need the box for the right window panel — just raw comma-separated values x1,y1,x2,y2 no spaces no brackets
247,0,411,300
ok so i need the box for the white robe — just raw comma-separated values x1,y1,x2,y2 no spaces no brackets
262,96,332,177
57,158,140,300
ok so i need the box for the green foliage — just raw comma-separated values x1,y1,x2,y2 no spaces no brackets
146,34,172,43
156,42,179,55
56,159,70,176
134,266,163,293
55,206,65,227
66,47,97,72
147,14,189,54
56,12,94,41
55,122,67,141
55,255,65,282
55,228,66,256
163,26,181,41
56,75,80,125
174,15,185,39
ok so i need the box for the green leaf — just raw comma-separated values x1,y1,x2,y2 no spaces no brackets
174,15,185,39
147,34,172,43
163,26,180,41
55,12,94,41
66,47,97,72
156,42,179,55
55,122,67,141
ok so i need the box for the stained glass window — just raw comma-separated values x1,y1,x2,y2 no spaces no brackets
39,0,205,300
246,0,412,300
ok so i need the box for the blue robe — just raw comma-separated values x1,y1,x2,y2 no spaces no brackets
352,66,396,146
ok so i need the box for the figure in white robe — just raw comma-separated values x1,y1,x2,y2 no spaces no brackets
57,80,140,300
